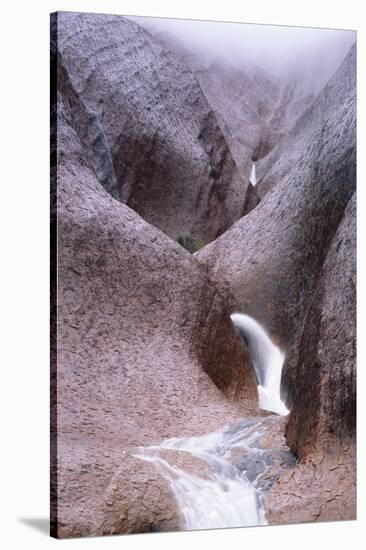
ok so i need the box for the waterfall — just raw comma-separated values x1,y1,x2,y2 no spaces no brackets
230,313,289,416
250,163,256,185
134,313,290,531
134,416,285,531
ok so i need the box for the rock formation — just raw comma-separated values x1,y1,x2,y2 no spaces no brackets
265,193,356,525
256,44,356,198
51,11,356,537
193,64,314,181
265,444,356,525
51,20,260,532
242,182,260,216
196,43,356,406
55,11,256,245
286,193,356,459
150,29,314,184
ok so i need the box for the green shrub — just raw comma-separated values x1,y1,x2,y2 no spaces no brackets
177,234,204,253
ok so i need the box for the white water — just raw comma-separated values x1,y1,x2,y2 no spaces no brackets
134,416,282,530
134,313,289,531
250,163,257,185
230,313,289,416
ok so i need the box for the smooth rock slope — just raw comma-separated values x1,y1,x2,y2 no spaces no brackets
55,12,254,244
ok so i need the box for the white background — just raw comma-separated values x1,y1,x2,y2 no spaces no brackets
0,1,364,549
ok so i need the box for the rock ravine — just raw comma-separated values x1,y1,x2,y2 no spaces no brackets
51,12,356,538
55,12,258,247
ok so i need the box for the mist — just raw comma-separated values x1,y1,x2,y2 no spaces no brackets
129,16,355,93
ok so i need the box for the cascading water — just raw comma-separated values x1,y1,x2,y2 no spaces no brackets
250,163,257,185
135,416,284,530
135,313,290,531
230,313,289,416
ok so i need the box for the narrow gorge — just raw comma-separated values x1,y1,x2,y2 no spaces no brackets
51,12,356,538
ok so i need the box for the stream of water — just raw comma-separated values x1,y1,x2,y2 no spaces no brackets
135,313,290,531
250,163,257,185
230,313,289,416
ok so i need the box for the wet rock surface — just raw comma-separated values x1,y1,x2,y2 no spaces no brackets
132,415,296,531
242,182,260,216
55,12,252,244
196,44,356,407
265,445,356,525
256,45,356,199
103,453,183,534
231,417,296,490
52,12,356,536
52,67,258,537
152,29,314,184
193,65,314,182
286,193,356,459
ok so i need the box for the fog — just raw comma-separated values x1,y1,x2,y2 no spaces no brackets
130,16,355,93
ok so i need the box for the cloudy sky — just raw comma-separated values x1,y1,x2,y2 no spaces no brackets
130,16,355,92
